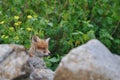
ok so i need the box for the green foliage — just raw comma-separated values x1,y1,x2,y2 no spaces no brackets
0,0,120,70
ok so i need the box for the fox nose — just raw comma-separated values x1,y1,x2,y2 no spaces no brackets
48,53,51,54
44,53,51,57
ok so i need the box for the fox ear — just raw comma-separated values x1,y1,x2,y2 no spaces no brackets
32,35,40,43
46,38,50,43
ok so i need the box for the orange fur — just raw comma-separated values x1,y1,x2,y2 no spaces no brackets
29,36,50,57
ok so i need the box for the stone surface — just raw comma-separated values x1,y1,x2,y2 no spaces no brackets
30,68,54,80
23,56,54,80
0,44,13,63
0,44,29,80
54,39,120,80
0,44,54,80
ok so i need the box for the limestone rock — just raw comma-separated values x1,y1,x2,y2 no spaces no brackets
0,44,29,80
54,39,120,80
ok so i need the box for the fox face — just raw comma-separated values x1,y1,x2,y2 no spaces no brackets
29,35,50,57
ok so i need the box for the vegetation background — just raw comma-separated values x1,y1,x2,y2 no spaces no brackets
0,0,120,70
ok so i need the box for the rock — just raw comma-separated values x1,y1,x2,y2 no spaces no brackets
0,44,29,80
54,39,120,80
30,68,54,80
23,57,46,75
0,44,54,80
23,56,54,80
0,44,13,63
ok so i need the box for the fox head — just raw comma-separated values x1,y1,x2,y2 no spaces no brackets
29,35,50,57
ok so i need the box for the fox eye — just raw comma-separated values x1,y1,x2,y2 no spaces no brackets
38,46,45,50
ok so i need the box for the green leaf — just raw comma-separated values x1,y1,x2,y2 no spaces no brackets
49,57,59,63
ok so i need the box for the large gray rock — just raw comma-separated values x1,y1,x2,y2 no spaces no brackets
54,39,120,80
0,44,29,80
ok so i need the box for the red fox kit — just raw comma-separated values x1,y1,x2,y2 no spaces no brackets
29,35,50,57
23,35,54,80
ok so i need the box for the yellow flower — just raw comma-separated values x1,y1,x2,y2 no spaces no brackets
14,16,19,20
27,15,32,19
14,36,19,40
14,21,22,26
26,27,32,31
1,35,5,38
0,21,4,24
9,27,14,31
